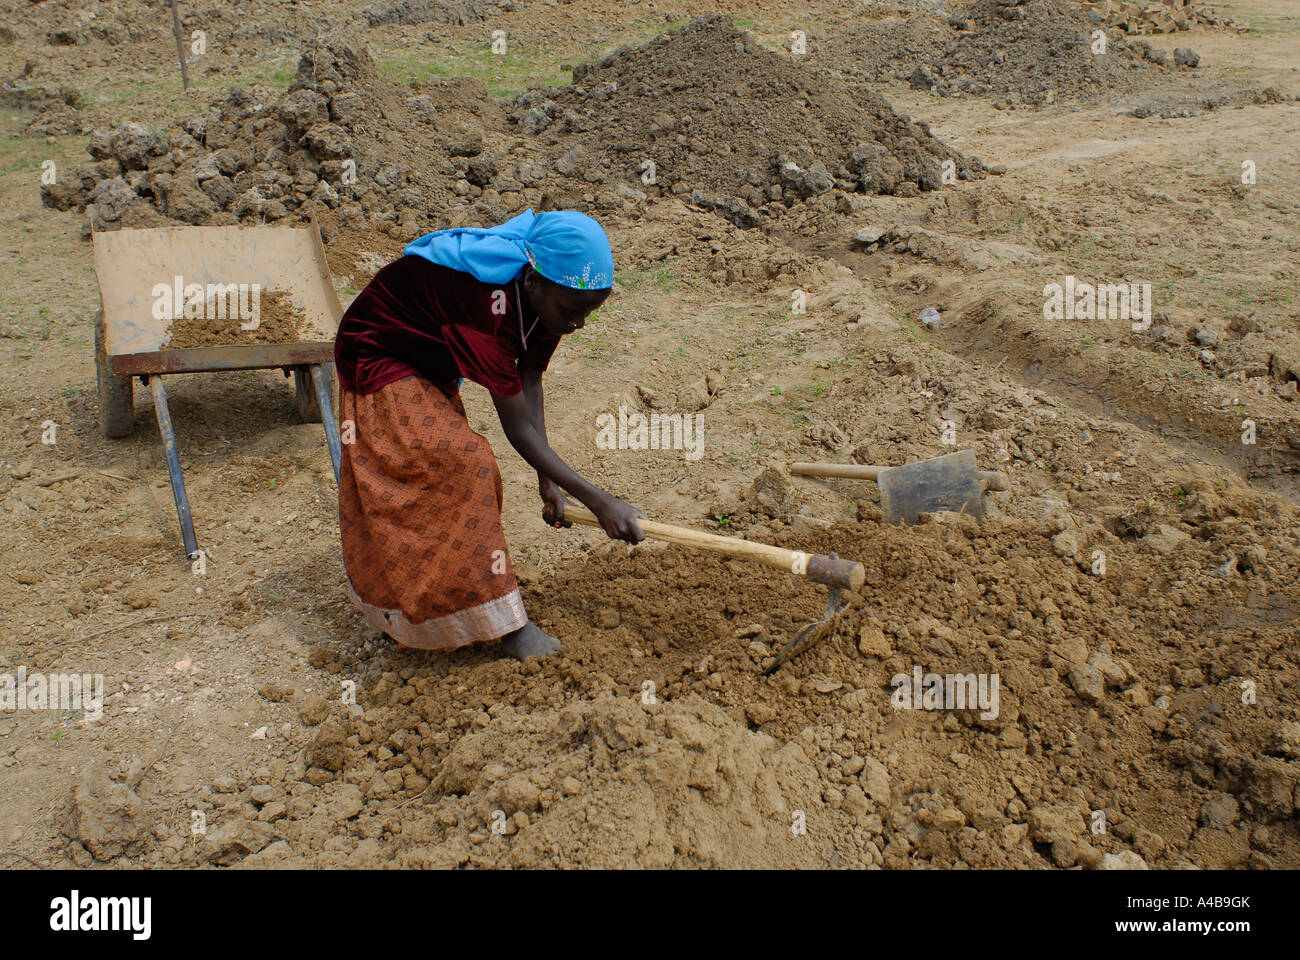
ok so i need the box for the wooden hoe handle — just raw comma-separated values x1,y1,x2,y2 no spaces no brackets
561,503,865,591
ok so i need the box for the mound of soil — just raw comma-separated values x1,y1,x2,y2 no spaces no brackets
127,473,1297,870
42,41,517,259
413,695,825,868
166,290,311,349
825,0,1177,107
508,17,988,227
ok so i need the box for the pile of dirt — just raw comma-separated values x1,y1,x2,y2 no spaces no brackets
166,291,311,349
409,695,826,868
41,41,520,258
824,0,1179,107
112,494,1299,870
507,17,988,228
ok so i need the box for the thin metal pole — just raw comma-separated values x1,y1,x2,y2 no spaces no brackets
149,376,199,559
310,364,341,481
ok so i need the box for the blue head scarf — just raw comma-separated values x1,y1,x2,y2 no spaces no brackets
403,209,614,290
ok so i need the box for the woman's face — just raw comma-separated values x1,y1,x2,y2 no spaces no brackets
524,268,611,337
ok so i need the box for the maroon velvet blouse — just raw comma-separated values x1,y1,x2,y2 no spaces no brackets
334,255,560,397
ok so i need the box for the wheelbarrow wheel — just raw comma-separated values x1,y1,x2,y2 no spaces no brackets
94,309,134,438
293,364,336,423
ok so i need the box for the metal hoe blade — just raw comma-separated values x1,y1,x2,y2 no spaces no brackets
764,554,851,676
877,449,985,525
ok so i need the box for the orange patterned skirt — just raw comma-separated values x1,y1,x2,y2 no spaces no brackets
337,375,525,650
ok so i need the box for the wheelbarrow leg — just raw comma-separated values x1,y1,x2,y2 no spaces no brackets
148,375,200,560
309,363,341,482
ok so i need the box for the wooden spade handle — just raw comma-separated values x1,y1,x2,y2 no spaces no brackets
791,461,1010,491
561,503,865,591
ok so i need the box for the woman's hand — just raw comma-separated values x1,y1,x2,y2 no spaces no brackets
590,493,647,544
540,476,570,528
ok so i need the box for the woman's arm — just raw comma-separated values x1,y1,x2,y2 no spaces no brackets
521,367,568,526
521,366,547,439
492,387,645,542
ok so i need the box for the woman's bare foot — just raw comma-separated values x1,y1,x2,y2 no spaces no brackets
500,621,560,660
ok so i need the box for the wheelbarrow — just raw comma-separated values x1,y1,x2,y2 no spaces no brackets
91,224,344,559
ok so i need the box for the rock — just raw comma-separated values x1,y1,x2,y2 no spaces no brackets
852,226,885,246
689,189,761,229
301,122,354,160
680,378,712,412
307,718,347,773
857,620,892,658
88,127,114,159
1099,850,1149,870
909,65,938,90
1068,663,1105,703
934,808,966,832
1027,805,1084,844
109,122,167,169
153,173,216,224
248,784,276,806
861,758,890,804
1055,634,1088,665
298,696,330,726
86,176,140,223
1144,523,1191,555
777,158,834,198
201,174,236,208
275,88,329,134
1274,721,1300,759
1174,48,1200,68
406,94,438,123
742,466,793,518
744,702,775,726
1051,837,1079,867
466,154,498,187
1088,651,1127,688
1051,530,1080,558
64,771,150,861
232,188,266,219
1076,840,1104,869
331,784,364,820
201,818,276,866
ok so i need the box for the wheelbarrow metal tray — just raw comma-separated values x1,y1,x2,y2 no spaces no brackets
92,223,342,359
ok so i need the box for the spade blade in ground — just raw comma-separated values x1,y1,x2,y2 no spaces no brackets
878,449,985,525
